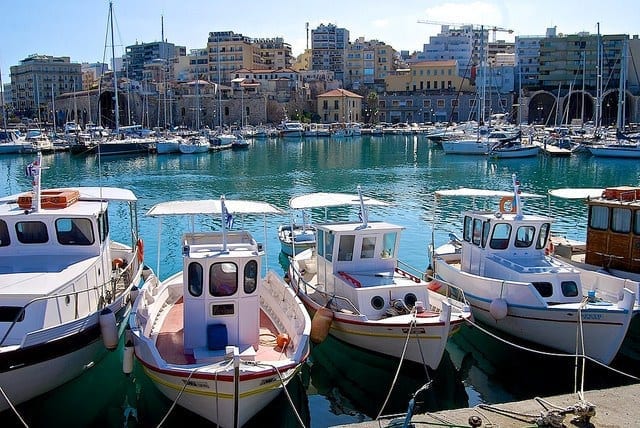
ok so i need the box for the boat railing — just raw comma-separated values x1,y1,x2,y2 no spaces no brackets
424,269,470,306
290,263,361,315
0,260,139,347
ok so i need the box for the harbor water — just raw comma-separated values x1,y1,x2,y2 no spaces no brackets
2,134,640,427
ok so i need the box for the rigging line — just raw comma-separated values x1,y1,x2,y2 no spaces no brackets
375,313,417,420
0,384,29,427
250,361,306,428
462,317,640,381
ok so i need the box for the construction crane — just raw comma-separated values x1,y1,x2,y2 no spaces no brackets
417,20,513,42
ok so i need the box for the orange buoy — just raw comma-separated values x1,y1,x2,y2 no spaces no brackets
276,333,291,351
112,258,125,270
310,306,334,344
499,196,517,214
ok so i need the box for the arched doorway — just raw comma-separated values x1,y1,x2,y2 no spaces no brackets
561,91,594,125
99,91,127,129
528,92,556,125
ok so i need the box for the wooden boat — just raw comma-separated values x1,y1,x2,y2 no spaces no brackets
431,175,637,364
286,188,471,368
129,197,310,427
0,152,155,411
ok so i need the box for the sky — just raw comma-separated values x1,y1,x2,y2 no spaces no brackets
1,0,637,81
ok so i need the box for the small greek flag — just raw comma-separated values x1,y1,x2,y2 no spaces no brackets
25,161,38,177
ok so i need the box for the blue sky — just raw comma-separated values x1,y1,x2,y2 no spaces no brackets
1,0,637,81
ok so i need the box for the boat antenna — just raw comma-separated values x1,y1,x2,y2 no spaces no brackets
512,173,523,220
356,185,369,229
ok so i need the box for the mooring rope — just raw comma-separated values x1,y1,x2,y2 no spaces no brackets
0,384,28,427
251,361,306,428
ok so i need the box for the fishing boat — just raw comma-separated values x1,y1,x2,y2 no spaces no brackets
430,175,637,364
128,196,311,427
178,135,209,154
0,152,154,411
278,210,316,257
286,188,471,369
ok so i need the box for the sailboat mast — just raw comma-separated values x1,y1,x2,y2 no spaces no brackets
110,1,120,131
616,39,627,131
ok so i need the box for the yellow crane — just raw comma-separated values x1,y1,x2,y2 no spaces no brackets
417,19,513,42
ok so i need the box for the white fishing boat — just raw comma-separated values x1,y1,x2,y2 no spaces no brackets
0,152,155,411
178,135,210,154
431,175,637,364
129,196,310,427
278,223,316,257
286,188,471,368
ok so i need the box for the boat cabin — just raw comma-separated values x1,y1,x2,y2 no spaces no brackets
312,221,432,318
181,231,262,356
458,210,585,304
585,187,640,273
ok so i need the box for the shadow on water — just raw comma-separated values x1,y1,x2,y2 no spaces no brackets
448,323,640,408
307,334,468,426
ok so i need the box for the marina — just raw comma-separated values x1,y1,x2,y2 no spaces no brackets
1,133,640,426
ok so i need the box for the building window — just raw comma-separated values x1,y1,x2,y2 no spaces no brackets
437,99,445,108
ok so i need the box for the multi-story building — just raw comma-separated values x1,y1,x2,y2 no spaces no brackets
316,88,362,123
124,41,185,82
230,68,303,102
514,30,549,90
344,37,396,90
420,25,489,81
311,23,350,83
385,60,471,93
253,37,293,70
207,31,260,85
10,54,82,119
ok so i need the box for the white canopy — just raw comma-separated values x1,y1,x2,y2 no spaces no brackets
289,192,390,210
435,188,543,198
147,199,284,217
0,186,137,203
548,188,604,200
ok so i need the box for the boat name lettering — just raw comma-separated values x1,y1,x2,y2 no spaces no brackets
260,377,277,386
182,379,209,388
402,328,426,334
581,313,603,320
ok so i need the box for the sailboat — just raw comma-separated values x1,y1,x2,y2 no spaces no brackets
95,2,154,156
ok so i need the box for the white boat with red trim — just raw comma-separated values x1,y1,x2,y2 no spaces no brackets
286,188,471,368
129,197,310,427
0,153,155,411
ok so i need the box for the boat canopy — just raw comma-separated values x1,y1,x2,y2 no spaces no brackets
289,192,390,210
435,188,543,198
0,186,137,203
147,199,284,217
547,188,604,200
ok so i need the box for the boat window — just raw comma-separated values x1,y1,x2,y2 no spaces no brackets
360,236,376,259
536,223,550,250
589,205,609,231
15,221,48,244
0,306,24,323
187,262,203,297
635,210,640,235
317,230,324,257
611,207,631,233
324,232,334,262
489,223,511,249
56,218,95,245
561,281,579,297
210,262,238,297
482,221,490,248
531,282,553,298
382,232,397,259
243,260,258,294
98,210,109,243
338,235,355,261
463,216,473,242
472,218,483,246
0,220,9,247
514,226,535,248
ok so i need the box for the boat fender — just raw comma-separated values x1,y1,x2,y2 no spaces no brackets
310,306,334,344
427,280,442,292
499,196,517,214
489,298,508,320
276,333,291,351
123,340,134,376
136,238,144,263
99,307,118,351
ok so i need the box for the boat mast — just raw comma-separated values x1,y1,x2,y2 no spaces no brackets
616,38,627,132
110,1,120,132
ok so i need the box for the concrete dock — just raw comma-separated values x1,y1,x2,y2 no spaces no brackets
332,383,640,427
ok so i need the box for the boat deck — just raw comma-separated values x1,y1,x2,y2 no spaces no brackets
155,298,287,365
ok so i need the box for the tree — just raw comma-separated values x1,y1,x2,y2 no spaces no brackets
366,91,379,124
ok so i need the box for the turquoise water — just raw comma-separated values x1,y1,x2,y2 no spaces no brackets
2,135,640,427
